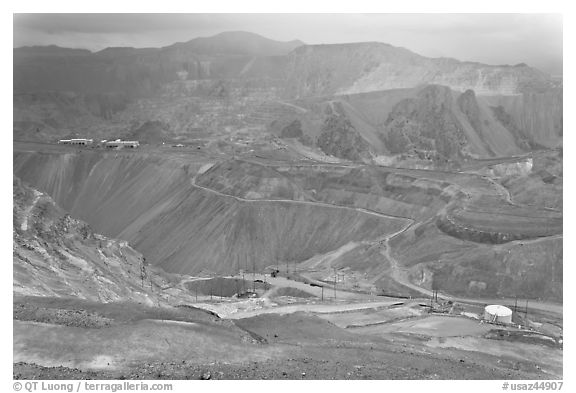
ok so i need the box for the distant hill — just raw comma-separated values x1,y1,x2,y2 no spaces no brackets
13,31,561,162
14,45,91,57
13,31,551,97
283,42,551,97
167,31,304,56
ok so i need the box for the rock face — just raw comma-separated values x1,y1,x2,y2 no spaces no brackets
12,177,177,303
317,108,371,162
270,85,554,163
381,85,467,162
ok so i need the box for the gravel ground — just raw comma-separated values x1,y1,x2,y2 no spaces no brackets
13,303,114,328
14,341,559,381
13,297,562,381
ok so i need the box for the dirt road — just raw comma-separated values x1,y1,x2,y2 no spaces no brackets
222,299,408,319
190,176,411,222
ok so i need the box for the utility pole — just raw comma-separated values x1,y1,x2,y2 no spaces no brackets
244,254,248,277
514,297,518,313
321,286,324,301
251,259,255,293
525,299,529,326
235,256,239,296
334,268,337,300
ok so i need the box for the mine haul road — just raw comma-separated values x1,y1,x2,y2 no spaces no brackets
190,175,412,222
191,175,562,317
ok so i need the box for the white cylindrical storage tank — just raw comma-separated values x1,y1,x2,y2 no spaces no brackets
484,305,513,324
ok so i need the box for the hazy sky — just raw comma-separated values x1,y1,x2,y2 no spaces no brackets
13,13,563,75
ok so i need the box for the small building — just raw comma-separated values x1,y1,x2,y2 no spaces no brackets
484,305,513,324
58,138,94,146
105,139,140,149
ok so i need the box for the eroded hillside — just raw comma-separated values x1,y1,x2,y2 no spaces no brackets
14,145,562,301
13,177,189,304
270,86,561,164
13,150,408,275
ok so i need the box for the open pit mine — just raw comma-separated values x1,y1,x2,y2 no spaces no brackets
13,30,562,380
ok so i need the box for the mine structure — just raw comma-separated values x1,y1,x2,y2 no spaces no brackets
105,139,140,148
58,138,94,145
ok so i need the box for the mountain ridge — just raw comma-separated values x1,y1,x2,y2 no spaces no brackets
13,30,561,164
12,35,550,74
14,30,552,96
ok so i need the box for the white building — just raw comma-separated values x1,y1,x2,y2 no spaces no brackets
105,139,140,148
58,138,94,146
484,305,513,324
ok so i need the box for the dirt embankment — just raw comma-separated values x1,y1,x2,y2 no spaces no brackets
13,299,560,380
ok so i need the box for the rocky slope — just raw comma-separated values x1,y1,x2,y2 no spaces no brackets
481,90,563,149
12,177,188,304
270,85,560,163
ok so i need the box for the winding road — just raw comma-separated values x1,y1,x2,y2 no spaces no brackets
190,165,562,317
190,173,412,222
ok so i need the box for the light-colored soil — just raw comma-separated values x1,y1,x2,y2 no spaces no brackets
352,315,492,338
316,305,424,328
